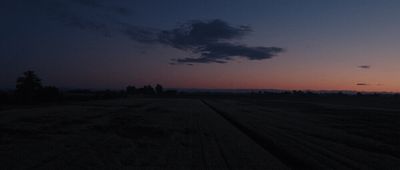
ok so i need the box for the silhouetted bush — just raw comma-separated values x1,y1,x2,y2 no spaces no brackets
126,84,166,96
137,85,155,95
15,71,43,103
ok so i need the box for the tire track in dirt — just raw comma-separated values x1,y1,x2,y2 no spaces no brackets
196,120,210,170
201,99,314,169
212,133,232,170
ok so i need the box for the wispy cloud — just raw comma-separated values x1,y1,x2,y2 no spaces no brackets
358,65,371,69
356,83,369,86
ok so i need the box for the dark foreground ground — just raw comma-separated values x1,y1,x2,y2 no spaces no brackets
0,97,399,169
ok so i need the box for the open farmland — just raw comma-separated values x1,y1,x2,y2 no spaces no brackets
0,97,399,169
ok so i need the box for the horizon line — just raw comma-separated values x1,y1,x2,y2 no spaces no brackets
1,86,399,94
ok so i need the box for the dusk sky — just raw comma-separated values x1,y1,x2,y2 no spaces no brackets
2,0,400,92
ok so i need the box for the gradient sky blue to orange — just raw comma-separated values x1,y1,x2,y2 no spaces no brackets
1,0,400,92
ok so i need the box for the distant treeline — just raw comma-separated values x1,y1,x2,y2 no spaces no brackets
0,71,178,105
1,71,399,105
182,90,400,99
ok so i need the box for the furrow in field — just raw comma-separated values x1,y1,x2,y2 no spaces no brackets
201,99,312,169
203,99,400,169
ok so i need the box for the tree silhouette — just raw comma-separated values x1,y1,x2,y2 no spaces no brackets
15,71,43,103
143,85,155,95
155,84,163,95
136,85,155,95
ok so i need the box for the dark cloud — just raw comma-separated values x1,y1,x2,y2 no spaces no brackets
174,57,227,64
159,20,284,64
158,19,251,49
356,83,369,86
171,43,283,64
34,1,283,64
358,65,371,69
200,43,282,60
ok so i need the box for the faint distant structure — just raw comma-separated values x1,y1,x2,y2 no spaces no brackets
155,84,164,95
15,71,43,103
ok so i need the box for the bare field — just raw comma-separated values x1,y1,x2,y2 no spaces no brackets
204,98,400,169
0,98,399,169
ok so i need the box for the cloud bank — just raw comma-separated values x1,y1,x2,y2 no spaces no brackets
159,20,284,64
32,0,284,64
